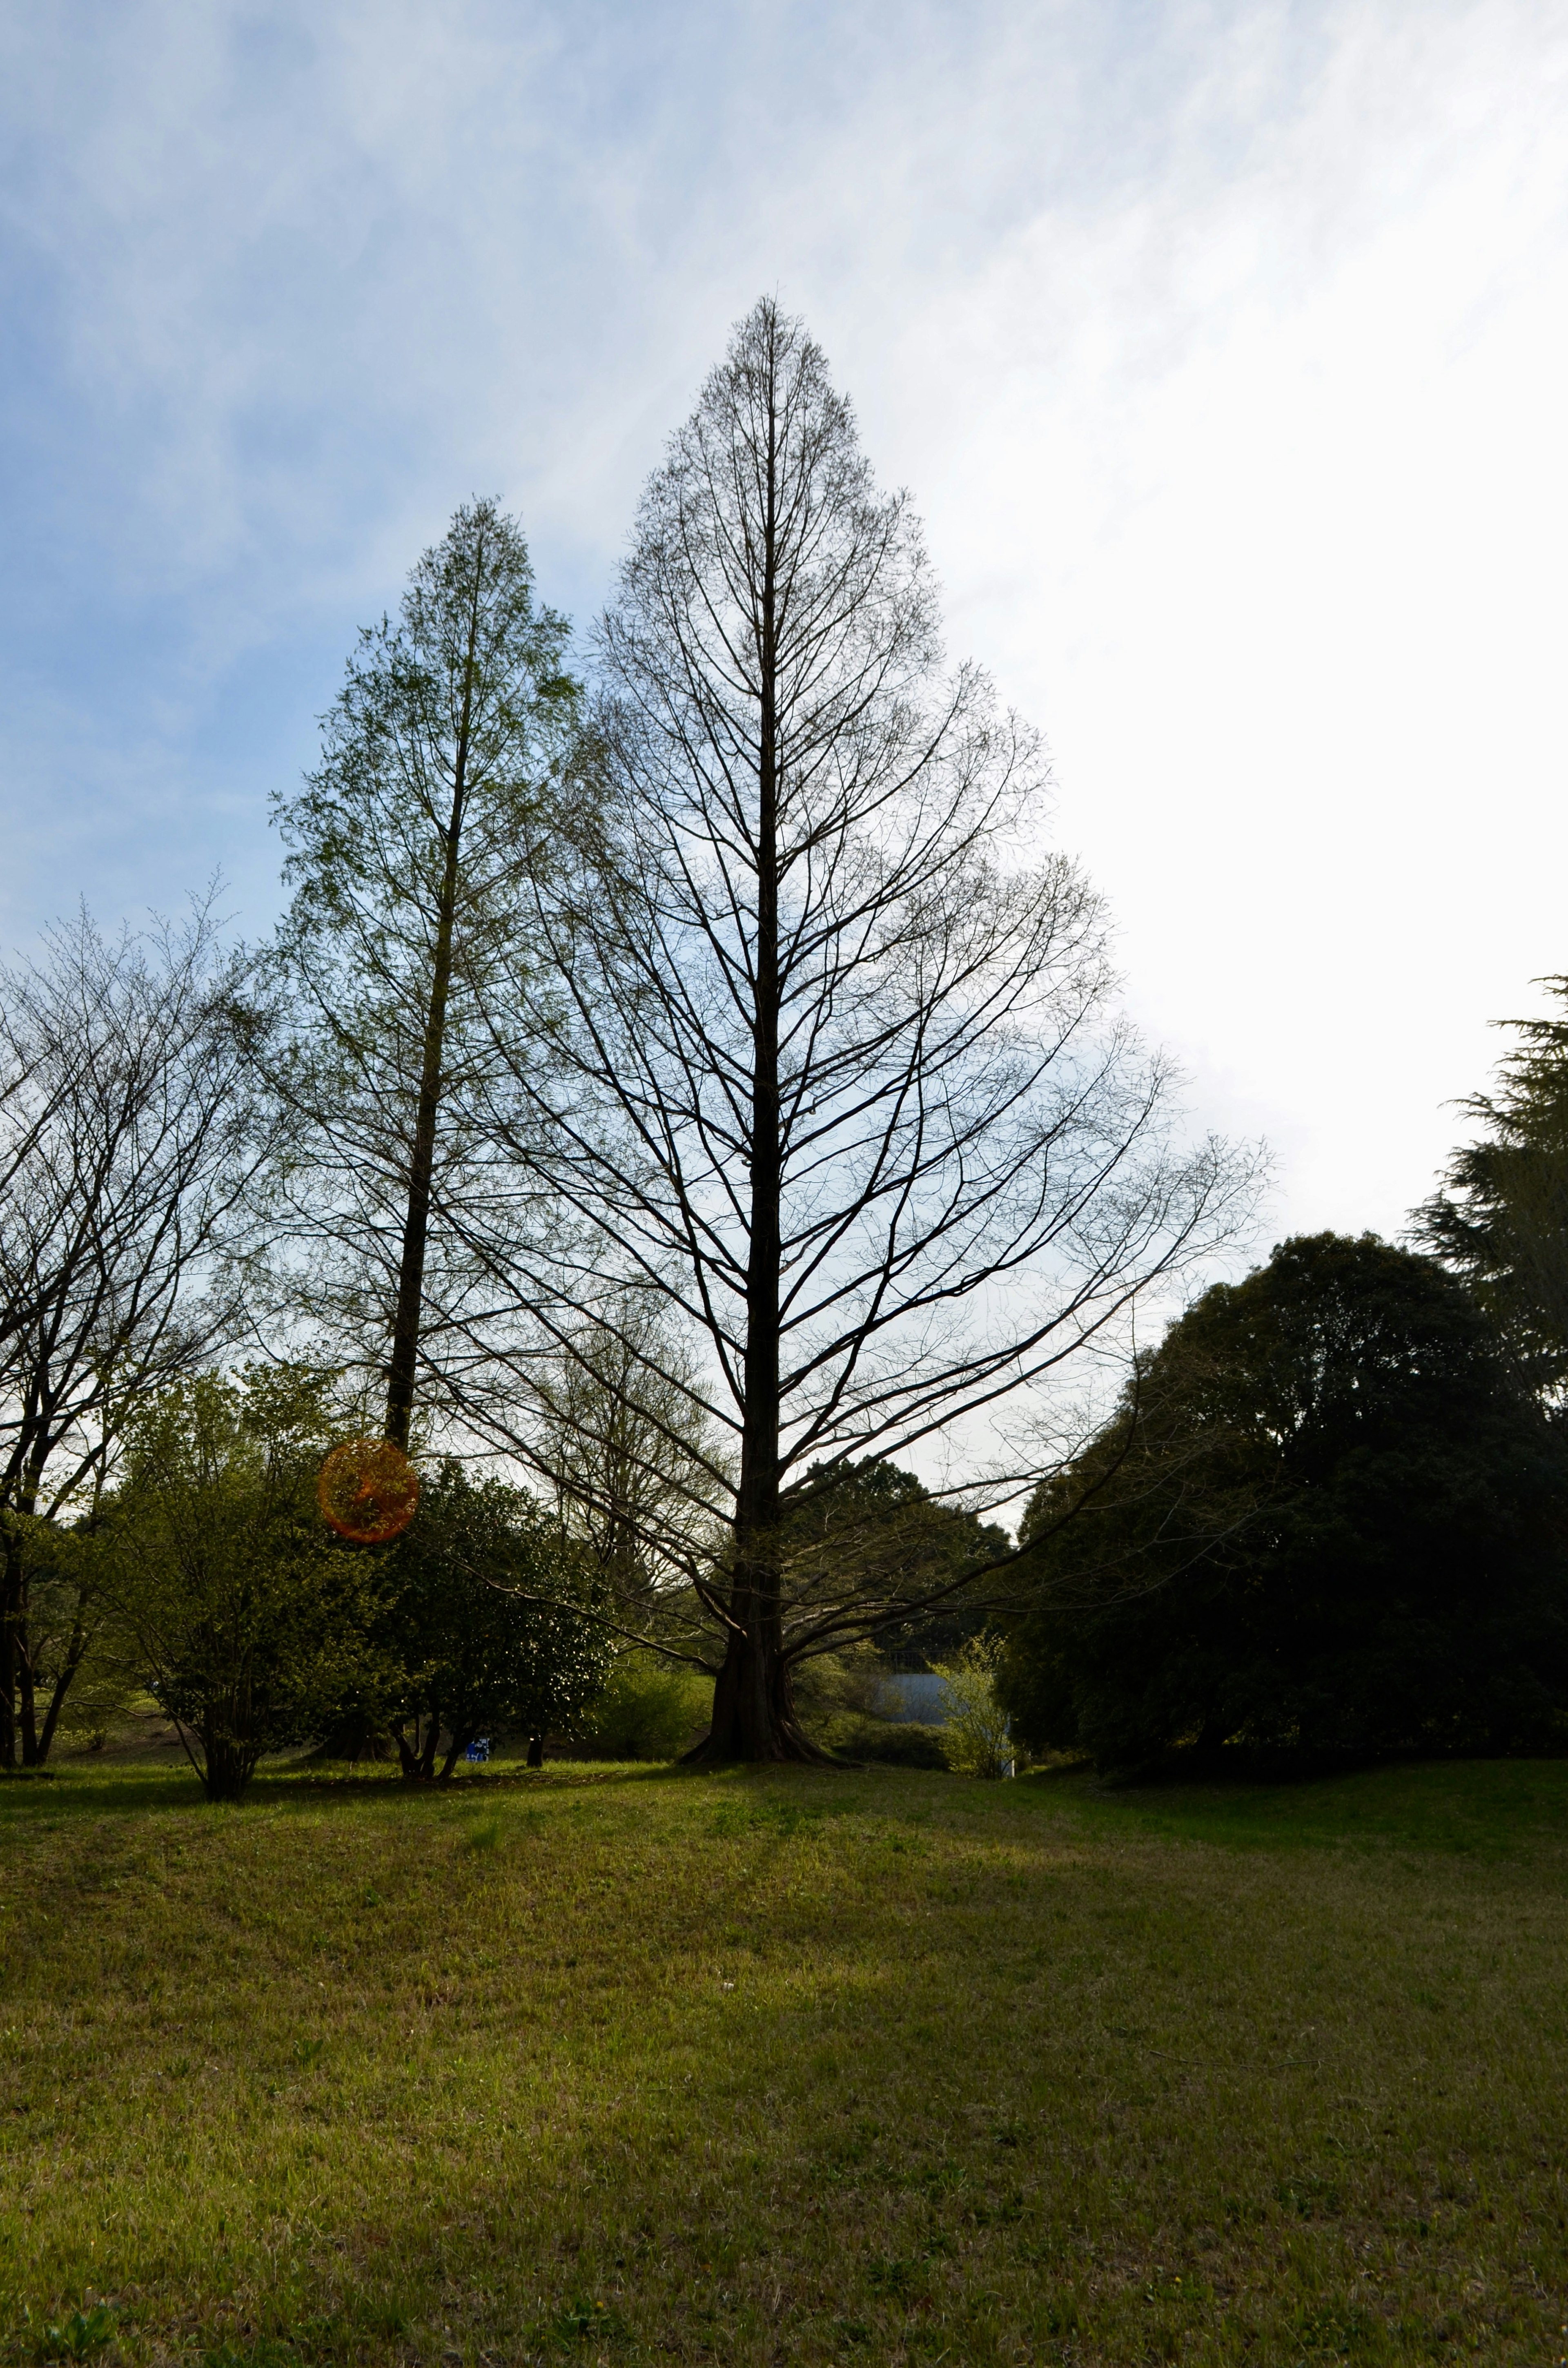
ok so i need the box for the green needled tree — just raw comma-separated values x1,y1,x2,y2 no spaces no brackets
265,499,581,1450
1414,977,1568,1398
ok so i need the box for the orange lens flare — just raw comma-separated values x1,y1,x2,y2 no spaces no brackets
317,1437,420,1543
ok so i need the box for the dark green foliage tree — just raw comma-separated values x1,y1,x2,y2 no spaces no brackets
101,1369,385,1801
1414,978,1568,1395
777,1457,1010,1668
378,1464,609,1779
998,1234,1568,1771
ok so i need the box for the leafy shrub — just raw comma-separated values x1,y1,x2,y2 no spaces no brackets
933,1637,1013,1777
791,1644,887,1730
375,1465,609,1779
100,1369,385,1800
578,1651,709,1759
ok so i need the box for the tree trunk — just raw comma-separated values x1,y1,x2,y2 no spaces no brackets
686,347,829,1768
384,551,484,1452
395,1712,442,1781
200,1723,254,1802
438,1729,472,1782
32,1589,95,1768
0,1523,18,1771
17,1624,38,1768
318,1708,394,1763
3,1456,47,1768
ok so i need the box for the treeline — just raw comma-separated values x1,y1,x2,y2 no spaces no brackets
4,294,1560,1788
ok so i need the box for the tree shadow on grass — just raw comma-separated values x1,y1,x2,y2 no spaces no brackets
1017,1752,1568,1857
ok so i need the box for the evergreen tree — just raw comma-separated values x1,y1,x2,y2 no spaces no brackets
376,1464,608,1779
1414,978,1568,1395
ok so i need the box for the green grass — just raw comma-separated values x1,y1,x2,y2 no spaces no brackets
2,1755,1568,2365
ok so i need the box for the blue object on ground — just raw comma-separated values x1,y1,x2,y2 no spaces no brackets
465,1737,491,1762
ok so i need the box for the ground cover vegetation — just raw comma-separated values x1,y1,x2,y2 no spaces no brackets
2,1755,1568,2366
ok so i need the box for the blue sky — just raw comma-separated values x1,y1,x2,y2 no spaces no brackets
2,0,1565,1251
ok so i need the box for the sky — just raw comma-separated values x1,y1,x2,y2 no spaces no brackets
1,0,1565,1263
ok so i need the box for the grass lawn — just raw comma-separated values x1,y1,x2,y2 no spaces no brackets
2,1754,1567,2366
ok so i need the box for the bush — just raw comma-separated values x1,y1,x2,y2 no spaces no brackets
100,1368,384,1800
836,1717,950,1769
578,1652,710,1760
376,1465,610,1779
933,1637,1013,1777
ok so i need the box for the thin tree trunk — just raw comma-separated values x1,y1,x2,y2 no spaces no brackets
201,1731,254,1802
384,553,484,1451
33,1572,106,1767
394,1711,442,1782
0,1525,18,1770
13,1457,43,1767
16,1598,37,1768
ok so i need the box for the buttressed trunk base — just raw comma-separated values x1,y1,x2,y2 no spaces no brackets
687,1616,835,1765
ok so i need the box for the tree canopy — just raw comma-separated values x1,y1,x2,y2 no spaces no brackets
374,1463,609,1780
100,1368,384,1800
264,498,581,1447
999,1233,1568,1771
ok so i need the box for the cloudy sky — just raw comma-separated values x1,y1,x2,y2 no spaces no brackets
2,0,1564,1259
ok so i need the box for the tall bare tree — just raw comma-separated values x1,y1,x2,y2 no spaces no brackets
531,1287,727,1595
479,299,1254,1761
0,898,262,1764
264,498,581,1448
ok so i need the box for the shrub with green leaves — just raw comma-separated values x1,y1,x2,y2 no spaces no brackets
100,1367,385,1801
933,1637,1013,1778
375,1465,610,1779
837,1717,950,1770
577,1650,708,1760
